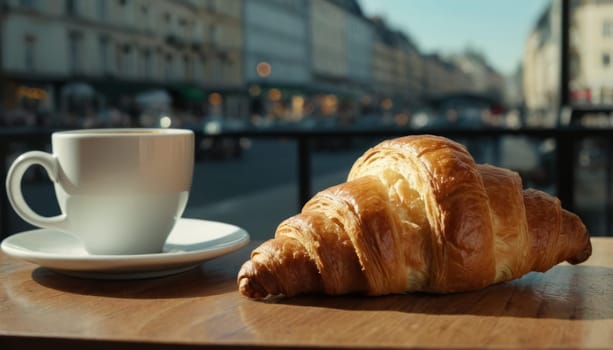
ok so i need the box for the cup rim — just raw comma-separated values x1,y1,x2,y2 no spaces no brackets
53,128,194,138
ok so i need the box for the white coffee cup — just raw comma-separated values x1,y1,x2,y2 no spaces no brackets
5,128,194,255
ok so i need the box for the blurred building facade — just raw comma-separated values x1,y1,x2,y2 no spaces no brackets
421,54,443,97
523,0,613,126
311,0,347,84
522,0,613,126
345,3,373,92
371,18,397,109
371,17,426,118
448,49,505,100
242,0,310,124
0,0,507,129
1,0,246,127
199,0,246,119
568,0,613,105
391,32,422,113
243,0,310,86
523,1,562,127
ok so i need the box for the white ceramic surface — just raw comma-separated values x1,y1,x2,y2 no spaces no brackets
0,218,249,279
5,128,194,255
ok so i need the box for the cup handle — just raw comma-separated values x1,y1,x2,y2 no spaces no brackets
5,151,68,231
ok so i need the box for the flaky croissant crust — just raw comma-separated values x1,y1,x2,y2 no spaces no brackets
238,135,591,299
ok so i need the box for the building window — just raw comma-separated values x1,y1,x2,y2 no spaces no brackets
604,20,613,37
185,21,194,41
68,31,82,74
178,18,188,38
66,0,78,16
122,44,132,74
115,43,123,74
142,49,152,79
97,0,107,20
165,53,173,81
24,34,36,70
206,0,216,12
194,59,204,82
155,48,163,79
184,55,191,81
163,13,171,33
209,25,220,46
212,58,221,82
99,36,110,74
141,6,149,30
603,53,611,67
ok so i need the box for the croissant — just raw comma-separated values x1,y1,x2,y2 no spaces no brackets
237,135,591,299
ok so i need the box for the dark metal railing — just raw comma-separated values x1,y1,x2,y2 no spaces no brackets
1,126,613,237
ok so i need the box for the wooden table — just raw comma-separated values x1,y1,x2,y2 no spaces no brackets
1,238,612,350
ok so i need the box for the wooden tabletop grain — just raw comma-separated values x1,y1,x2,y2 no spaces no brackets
1,238,612,350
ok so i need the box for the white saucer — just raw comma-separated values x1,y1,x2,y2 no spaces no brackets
1,218,249,279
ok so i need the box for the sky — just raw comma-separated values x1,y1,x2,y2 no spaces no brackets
359,0,550,75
